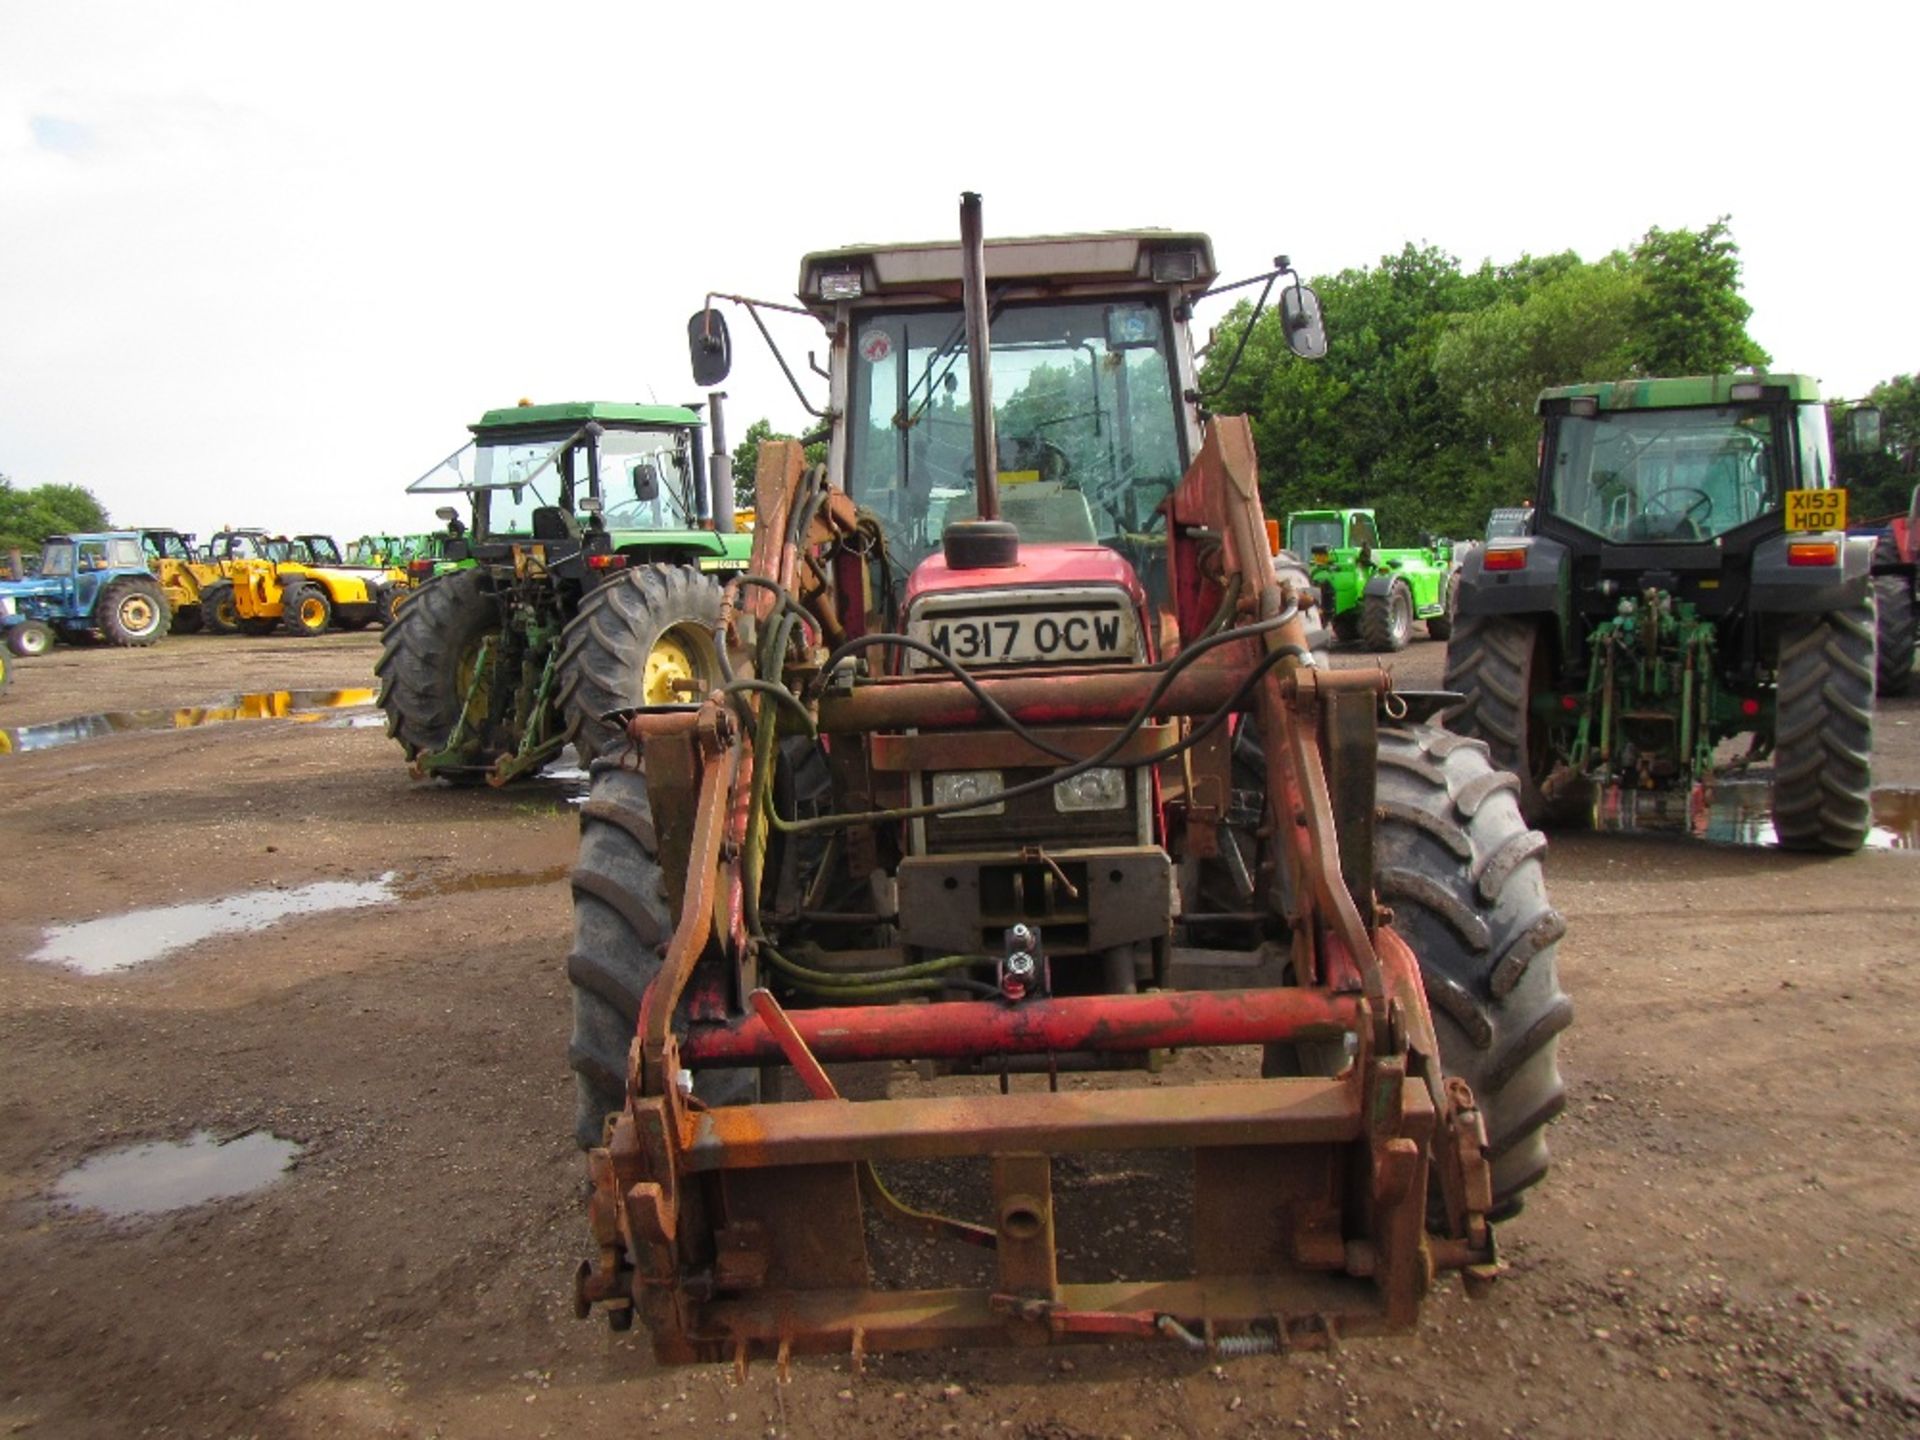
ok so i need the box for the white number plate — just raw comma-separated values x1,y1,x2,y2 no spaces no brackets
910,608,1132,667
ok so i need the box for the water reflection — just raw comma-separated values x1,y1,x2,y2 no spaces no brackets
53,1131,301,1217
0,688,378,757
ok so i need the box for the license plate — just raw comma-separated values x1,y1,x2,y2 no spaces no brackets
1784,488,1846,532
910,608,1132,667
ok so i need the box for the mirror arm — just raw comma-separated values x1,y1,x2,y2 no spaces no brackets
725,295,827,418
1191,268,1280,403
809,350,831,381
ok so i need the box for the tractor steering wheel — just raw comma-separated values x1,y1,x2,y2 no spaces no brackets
1642,486,1713,523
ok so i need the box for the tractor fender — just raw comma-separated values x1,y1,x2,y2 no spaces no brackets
1451,535,1569,620
1749,532,1874,614
1360,569,1402,600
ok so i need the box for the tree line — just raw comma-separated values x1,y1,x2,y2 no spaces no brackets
0,476,110,556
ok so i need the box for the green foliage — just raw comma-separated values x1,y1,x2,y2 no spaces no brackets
1831,373,1920,519
1628,218,1771,377
731,419,827,509
1199,220,1772,540
0,477,111,556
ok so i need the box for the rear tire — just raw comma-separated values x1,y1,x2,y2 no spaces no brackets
569,761,755,1148
171,603,205,635
375,568,501,764
1771,597,1875,853
98,578,171,646
556,564,727,763
1376,723,1571,1214
1360,580,1413,652
1441,612,1568,826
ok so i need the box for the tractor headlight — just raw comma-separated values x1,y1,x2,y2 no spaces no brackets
932,770,1004,815
1054,767,1127,813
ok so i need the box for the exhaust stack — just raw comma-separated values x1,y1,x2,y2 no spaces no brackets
942,191,1019,570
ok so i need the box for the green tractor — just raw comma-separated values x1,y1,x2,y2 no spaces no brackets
1443,373,1875,852
1286,507,1453,650
376,400,754,785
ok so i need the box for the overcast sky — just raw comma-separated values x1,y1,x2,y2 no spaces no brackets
2,1,1912,539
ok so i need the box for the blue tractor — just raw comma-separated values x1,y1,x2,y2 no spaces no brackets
1,532,173,656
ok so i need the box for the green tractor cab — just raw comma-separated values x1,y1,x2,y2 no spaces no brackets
1443,373,1875,852
378,401,753,785
1286,507,1454,650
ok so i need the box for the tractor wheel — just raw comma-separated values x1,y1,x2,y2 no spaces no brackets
568,760,757,1148
1375,722,1572,1214
378,585,405,627
171,602,204,635
1424,573,1456,642
1871,537,1915,696
1360,580,1413,652
1441,612,1568,826
1771,596,1875,853
556,564,727,763
201,582,242,635
1331,611,1360,645
374,568,500,766
7,620,55,657
282,581,332,637
98,577,171,646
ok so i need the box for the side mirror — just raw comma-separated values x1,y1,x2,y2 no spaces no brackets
1280,282,1327,360
1849,406,1883,453
435,506,458,524
632,462,660,502
689,309,732,387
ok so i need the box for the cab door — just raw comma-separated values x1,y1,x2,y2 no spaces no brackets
73,540,110,616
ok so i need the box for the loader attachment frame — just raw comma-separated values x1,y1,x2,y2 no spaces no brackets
574,425,1501,1365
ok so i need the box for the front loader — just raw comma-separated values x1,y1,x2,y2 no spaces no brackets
571,196,1570,1366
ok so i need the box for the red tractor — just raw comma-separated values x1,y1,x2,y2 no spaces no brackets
569,195,1569,1365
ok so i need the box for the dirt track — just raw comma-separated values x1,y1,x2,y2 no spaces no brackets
2,631,1917,1439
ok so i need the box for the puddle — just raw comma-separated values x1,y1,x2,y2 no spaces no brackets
1601,781,1920,850
541,762,591,805
53,1131,300,1217
0,688,378,757
30,876,399,973
27,866,572,974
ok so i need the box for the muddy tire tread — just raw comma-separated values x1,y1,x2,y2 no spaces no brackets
1376,723,1571,1212
1770,598,1875,852
374,568,499,760
556,564,726,763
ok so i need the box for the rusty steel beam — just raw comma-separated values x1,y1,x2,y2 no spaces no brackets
684,1074,1426,1171
817,651,1253,734
867,721,1176,773
681,987,1367,1068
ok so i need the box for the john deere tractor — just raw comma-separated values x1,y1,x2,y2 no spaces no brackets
1444,374,1875,851
376,401,753,784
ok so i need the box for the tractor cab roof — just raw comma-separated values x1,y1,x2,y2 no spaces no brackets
1536,373,1822,413
40,532,142,545
471,401,703,436
798,230,1217,318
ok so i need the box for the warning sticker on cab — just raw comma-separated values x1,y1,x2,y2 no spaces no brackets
1784,489,1846,532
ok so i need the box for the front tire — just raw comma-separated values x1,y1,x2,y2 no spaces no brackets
201,581,241,635
556,564,727,762
1376,723,1572,1213
569,761,754,1148
1771,598,1875,853
1871,537,1915,696
1360,580,1413,652
282,581,332,636
7,620,55,657
1424,573,1457,642
98,578,171,646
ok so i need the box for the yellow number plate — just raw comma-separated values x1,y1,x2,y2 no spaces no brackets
1784,489,1847,532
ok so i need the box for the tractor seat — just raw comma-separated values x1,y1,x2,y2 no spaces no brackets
531,506,580,541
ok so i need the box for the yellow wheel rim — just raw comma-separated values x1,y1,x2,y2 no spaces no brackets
300,597,327,628
121,596,156,631
643,632,698,706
